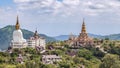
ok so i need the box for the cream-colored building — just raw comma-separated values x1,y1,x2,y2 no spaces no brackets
27,30,46,49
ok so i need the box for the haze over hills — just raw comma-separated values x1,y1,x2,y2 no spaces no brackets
0,25,56,50
54,34,102,41
54,33,120,41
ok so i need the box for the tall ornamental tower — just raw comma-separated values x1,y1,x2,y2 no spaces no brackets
76,19,93,47
10,16,27,48
78,19,88,39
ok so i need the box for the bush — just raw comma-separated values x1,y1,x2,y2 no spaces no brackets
78,49,93,60
99,54,120,68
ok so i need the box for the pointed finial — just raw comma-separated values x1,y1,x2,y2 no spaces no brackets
81,18,86,33
34,28,38,36
35,28,38,33
83,18,85,25
15,15,20,30
34,28,40,38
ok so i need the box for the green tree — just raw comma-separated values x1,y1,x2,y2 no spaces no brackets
59,62,71,68
78,49,93,60
0,52,9,57
40,64,57,68
99,54,120,68
16,64,26,68
25,61,36,68
73,57,80,64
108,46,120,55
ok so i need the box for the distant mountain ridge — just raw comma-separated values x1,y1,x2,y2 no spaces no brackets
54,33,102,41
101,34,120,40
54,33,120,41
0,25,56,49
1,25,120,50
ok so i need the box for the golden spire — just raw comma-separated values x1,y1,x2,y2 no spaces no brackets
15,16,20,30
81,19,86,33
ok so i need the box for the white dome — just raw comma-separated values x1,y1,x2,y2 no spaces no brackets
13,29,26,42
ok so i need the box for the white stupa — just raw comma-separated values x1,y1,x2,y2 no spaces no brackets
10,16,27,48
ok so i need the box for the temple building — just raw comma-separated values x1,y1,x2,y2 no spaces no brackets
10,16,27,48
66,33,76,46
27,30,46,49
66,20,94,48
10,16,46,49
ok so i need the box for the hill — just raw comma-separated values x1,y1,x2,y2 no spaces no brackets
54,35,70,41
54,33,120,41
102,34,120,40
0,25,56,49
54,33,102,41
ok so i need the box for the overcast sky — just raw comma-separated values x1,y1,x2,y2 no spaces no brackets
0,0,120,36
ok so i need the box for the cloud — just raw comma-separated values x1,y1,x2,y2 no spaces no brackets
1,0,119,19
12,0,120,17
14,0,38,3
63,0,80,6
1,0,120,36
